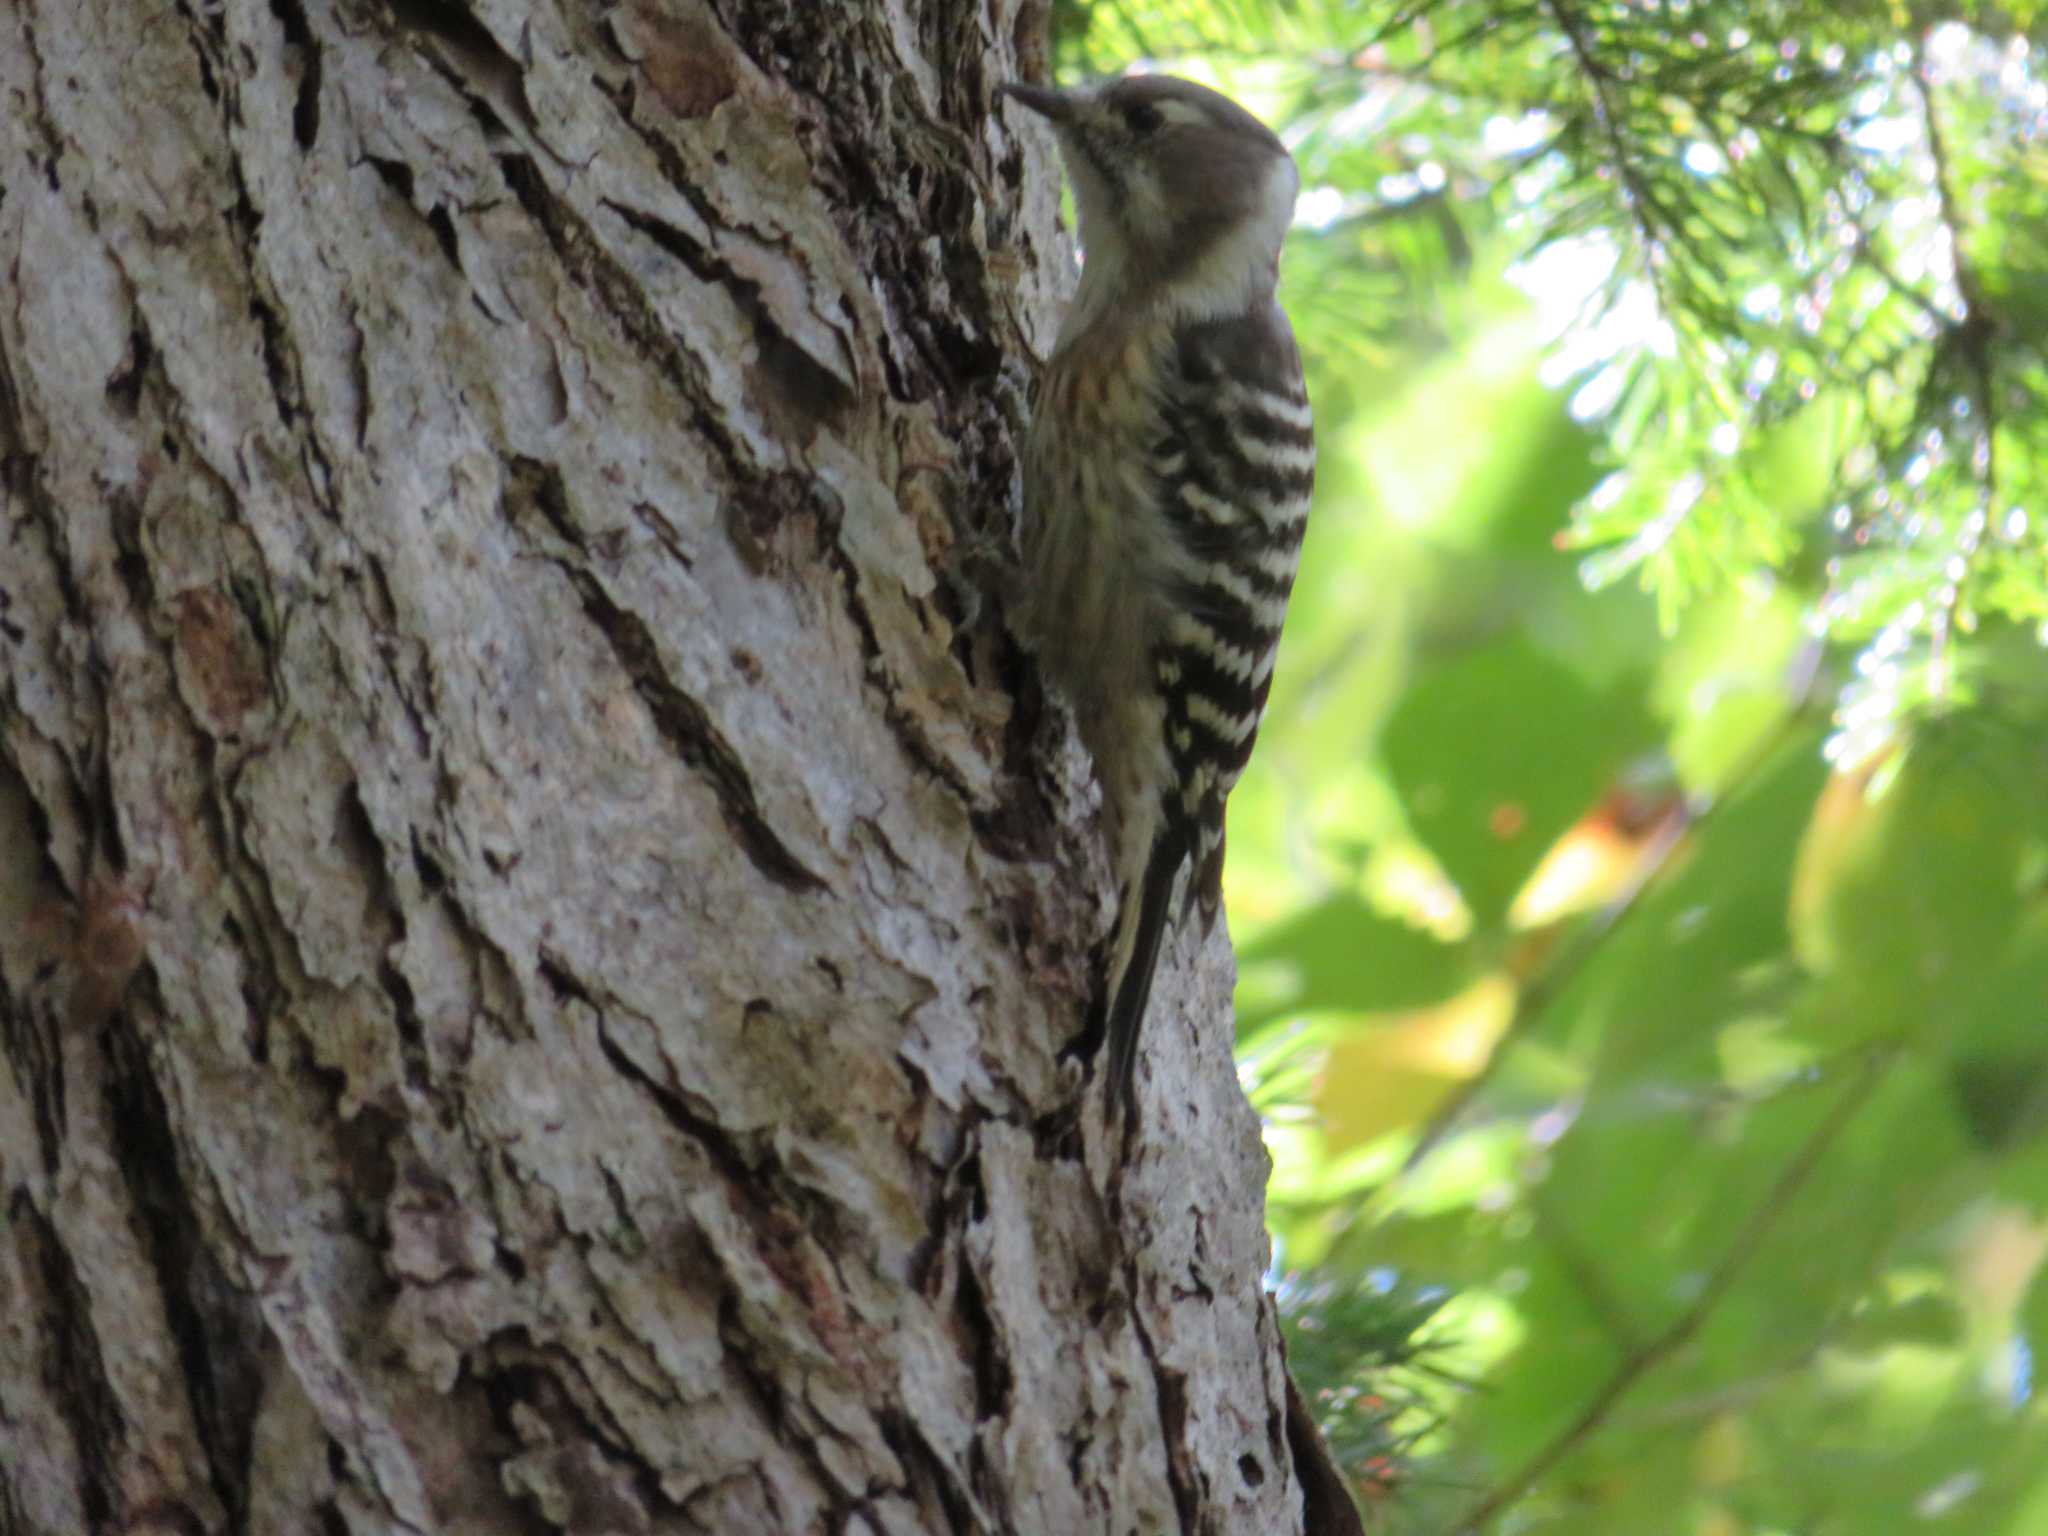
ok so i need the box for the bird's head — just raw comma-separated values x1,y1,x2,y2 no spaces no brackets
1001,74,1299,316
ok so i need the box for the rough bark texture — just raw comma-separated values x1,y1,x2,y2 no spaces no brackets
0,0,1307,1531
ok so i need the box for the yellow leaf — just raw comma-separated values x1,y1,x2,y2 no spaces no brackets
1315,976,1516,1155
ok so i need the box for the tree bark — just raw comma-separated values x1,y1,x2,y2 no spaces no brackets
0,0,1312,1530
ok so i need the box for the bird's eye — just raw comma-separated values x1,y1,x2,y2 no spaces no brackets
1124,102,1164,135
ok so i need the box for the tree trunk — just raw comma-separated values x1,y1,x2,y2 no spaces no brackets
0,0,1316,1530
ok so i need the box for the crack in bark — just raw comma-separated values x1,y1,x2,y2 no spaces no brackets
103,1009,266,1532
495,152,761,491
598,197,856,446
4,992,65,1181
588,1003,908,1520
14,1195,122,1530
874,1407,982,1532
590,1011,772,1199
171,0,226,110
1119,1232,1205,1536
953,1242,1014,1423
161,0,331,509
266,0,323,150
384,0,534,139
588,574,826,893
474,1356,645,1534
511,455,826,894
376,953,436,1103
11,9,67,193
714,1289,865,1522
363,155,466,282
808,495,994,820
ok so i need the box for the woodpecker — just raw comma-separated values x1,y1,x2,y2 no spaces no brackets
1002,74,1315,1117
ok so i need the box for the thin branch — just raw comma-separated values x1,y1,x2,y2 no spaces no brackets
1399,693,1823,1178
1449,1044,1895,1534
1396,798,1688,1176
1852,222,1953,330
1532,1190,1645,1355
1360,0,1463,53
1536,0,1666,251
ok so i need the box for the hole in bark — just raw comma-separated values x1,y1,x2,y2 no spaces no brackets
248,291,303,427
188,34,221,104
222,912,276,1063
1239,1453,1266,1487
425,202,462,275
1030,1103,1085,1163
113,545,152,613
333,1104,401,1235
750,328,855,441
958,1148,987,1222
376,957,433,1099
365,155,418,215
229,572,273,650
409,831,446,894
105,321,152,416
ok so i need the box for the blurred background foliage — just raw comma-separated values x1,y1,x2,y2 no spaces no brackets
1048,0,2048,1529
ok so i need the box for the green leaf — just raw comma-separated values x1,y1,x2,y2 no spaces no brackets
1383,636,1659,931
1237,890,1476,1028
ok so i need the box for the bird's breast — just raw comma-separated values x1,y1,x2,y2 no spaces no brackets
1018,319,1180,763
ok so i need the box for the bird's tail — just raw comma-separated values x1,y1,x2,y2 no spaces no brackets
1103,834,1187,1120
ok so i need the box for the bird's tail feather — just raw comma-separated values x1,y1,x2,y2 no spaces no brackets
1104,835,1186,1120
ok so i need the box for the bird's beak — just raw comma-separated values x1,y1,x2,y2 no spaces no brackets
1000,80,1077,125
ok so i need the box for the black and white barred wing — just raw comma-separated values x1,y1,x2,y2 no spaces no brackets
1154,304,1316,918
